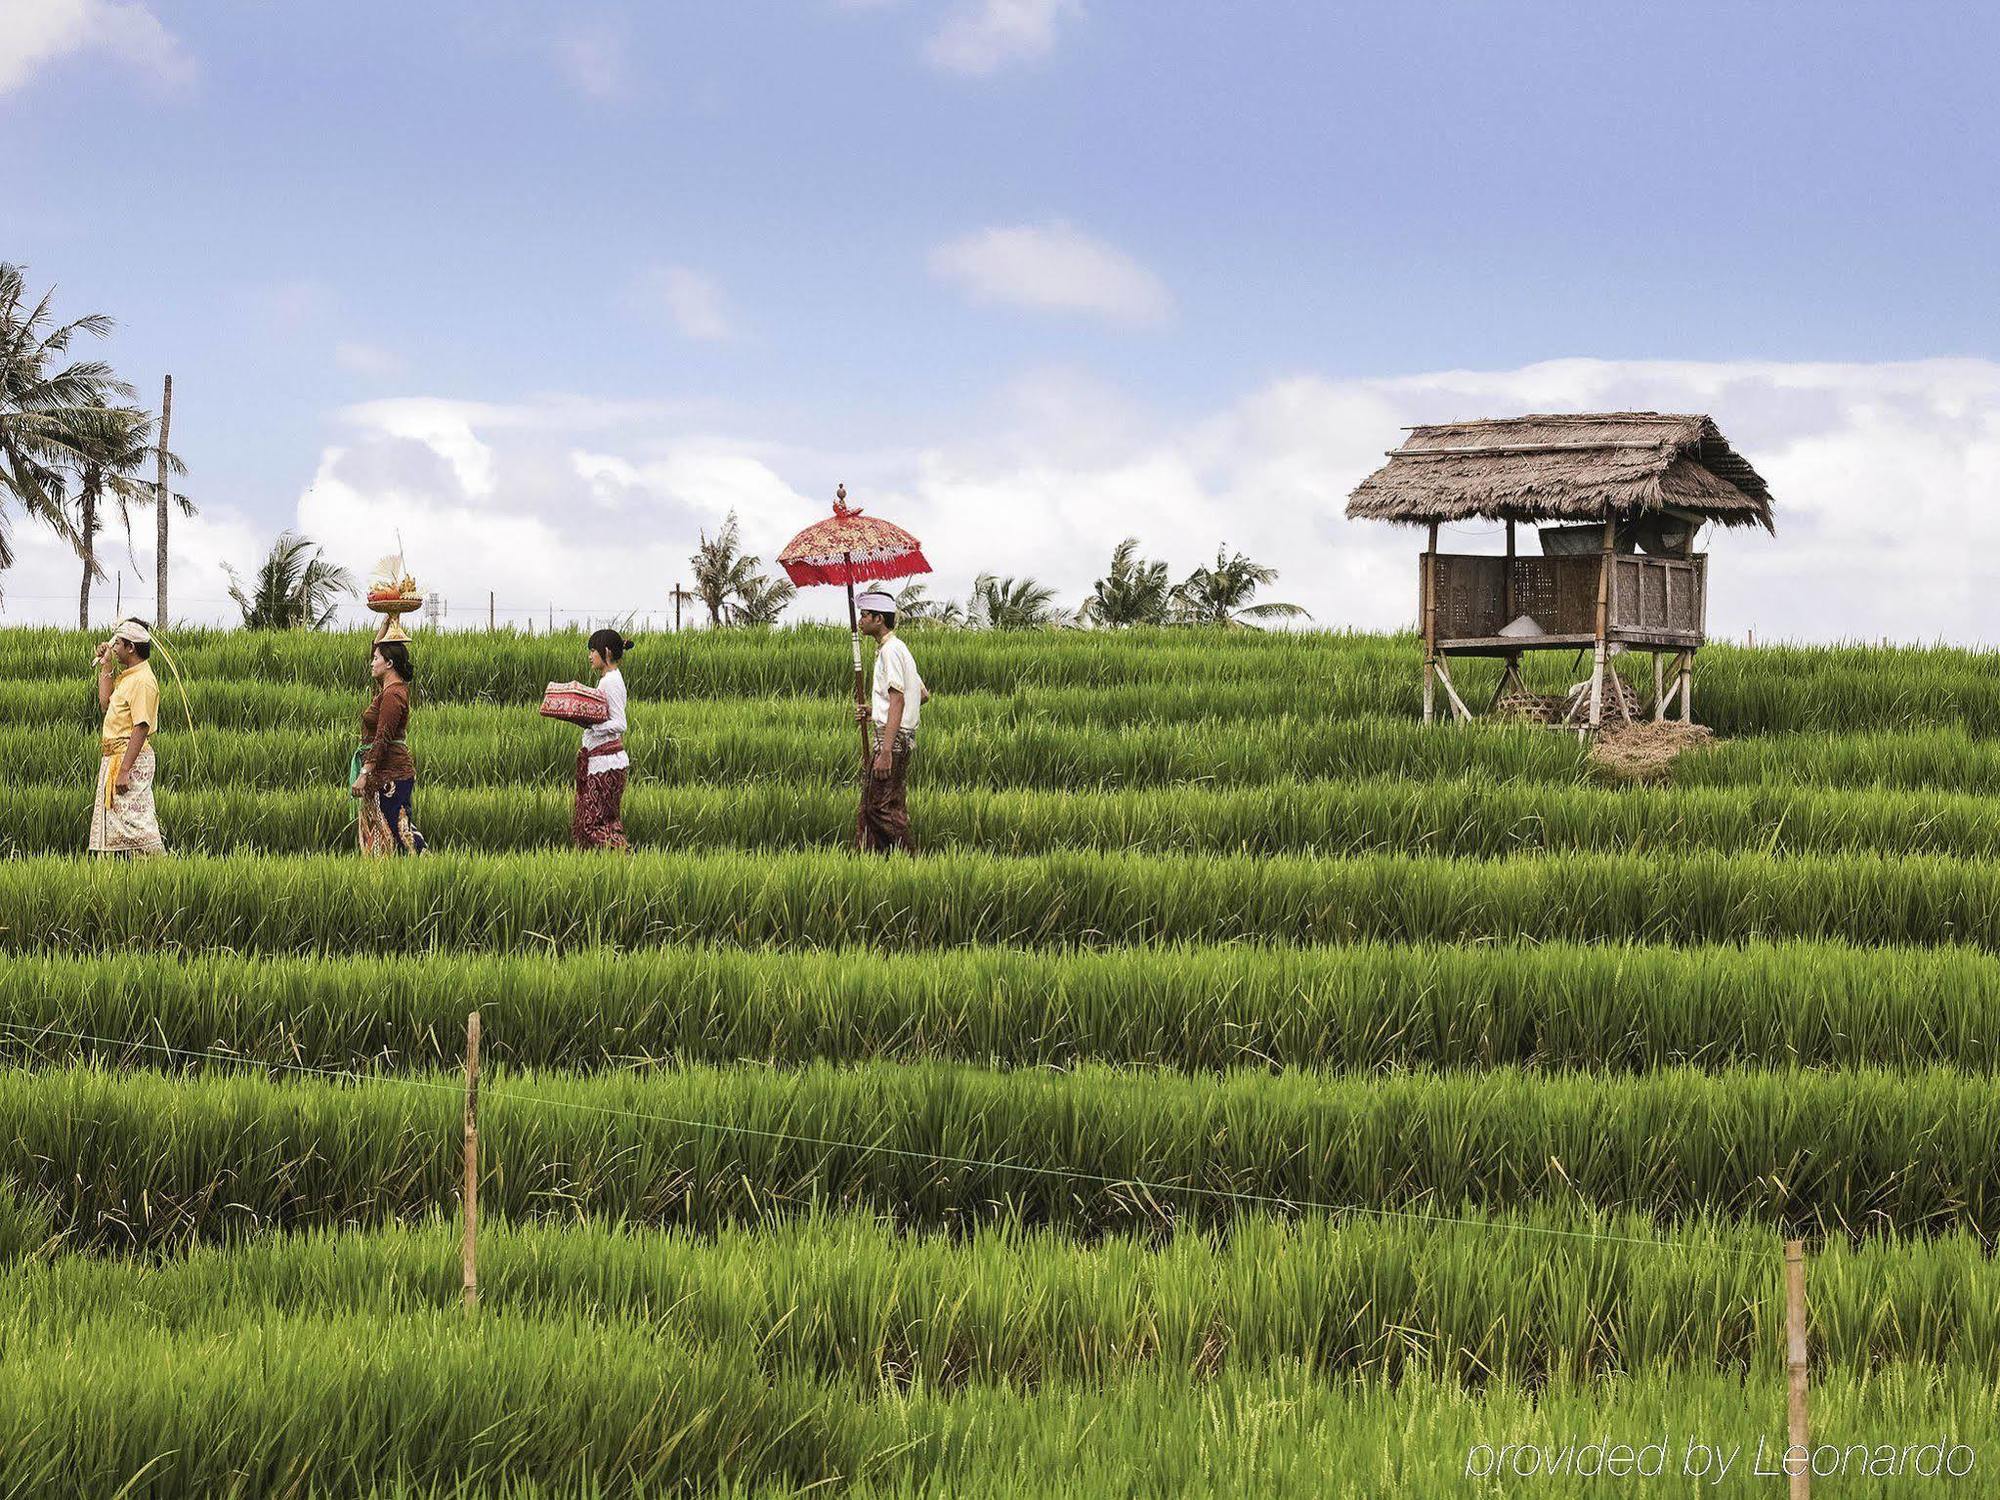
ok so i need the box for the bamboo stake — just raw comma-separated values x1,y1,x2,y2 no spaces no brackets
1652,652,1665,720
1422,523,1439,724
1785,1238,1809,1499
463,1010,481,1313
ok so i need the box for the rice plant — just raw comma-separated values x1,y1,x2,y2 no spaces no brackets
7,847,2000,954
6,941,1999,1077
8,1211,1998,1382
4,1061,1996,1250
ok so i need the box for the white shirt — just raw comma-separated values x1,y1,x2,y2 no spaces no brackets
583,667,629,773
870,633,922,735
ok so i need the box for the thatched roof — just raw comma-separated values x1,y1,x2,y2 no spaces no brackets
1346,412,1775,530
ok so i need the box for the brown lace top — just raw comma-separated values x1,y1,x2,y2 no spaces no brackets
359,678,415,782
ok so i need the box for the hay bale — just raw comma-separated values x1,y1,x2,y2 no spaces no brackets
1589,720,1715,782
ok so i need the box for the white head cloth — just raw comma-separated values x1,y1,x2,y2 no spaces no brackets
112,619,152,644
855,590,897,614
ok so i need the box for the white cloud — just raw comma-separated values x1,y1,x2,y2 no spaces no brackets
334,342,405,379
0,0,192,96
930,222,1171,326
628,265,735,342
926,0,1079,74
243,278,336,333
2,499,264,628
553,19,630,100
6,360,1995,647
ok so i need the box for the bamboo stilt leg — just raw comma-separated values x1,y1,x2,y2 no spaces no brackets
1588,518,1614,731
1422,524,1439,725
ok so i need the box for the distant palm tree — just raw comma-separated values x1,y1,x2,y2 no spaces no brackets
1171,546,1310,628
894,581,966,627
226,531,357,630
66,405,190,627
727,572,795,625
1079,537,1171,627
690,511,790,626
969,572,1058,630
0,262,131,595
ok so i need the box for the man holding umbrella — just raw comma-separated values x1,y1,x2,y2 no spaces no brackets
853,589,928,853
777,485,935,856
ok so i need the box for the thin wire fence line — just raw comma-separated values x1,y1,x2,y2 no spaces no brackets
0,1017,1772,1262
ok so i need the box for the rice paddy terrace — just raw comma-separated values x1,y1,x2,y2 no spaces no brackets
3,623,1998,1497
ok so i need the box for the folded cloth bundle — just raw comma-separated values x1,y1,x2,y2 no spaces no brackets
540,681,609,725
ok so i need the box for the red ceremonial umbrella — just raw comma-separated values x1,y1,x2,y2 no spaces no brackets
779,485,932,769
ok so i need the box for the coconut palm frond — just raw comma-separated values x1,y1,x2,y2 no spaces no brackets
227,531,358,630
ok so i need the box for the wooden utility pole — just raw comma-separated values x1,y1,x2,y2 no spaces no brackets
488,591,495,631
462,1011,481,1313
1785,1239,1809,1498
671,582,696,632
154,374,172,625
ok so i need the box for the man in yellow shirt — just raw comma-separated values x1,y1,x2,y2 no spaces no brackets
91,618,167,856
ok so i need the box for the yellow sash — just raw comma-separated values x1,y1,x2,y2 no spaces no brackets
99,739,130,808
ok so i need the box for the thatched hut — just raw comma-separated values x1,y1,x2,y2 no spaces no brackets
1346,413,1774,728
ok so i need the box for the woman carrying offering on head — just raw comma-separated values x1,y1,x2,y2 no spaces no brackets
353,617,425,855
574,628,632,850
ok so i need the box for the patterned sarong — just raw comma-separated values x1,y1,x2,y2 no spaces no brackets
573,747,629,850
358,776,425,856
89,742,166,856
856,728,916,854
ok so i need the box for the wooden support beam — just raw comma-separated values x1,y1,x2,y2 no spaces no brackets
1434,659,1474,722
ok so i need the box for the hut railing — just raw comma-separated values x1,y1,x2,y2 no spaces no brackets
1423,553,1706,642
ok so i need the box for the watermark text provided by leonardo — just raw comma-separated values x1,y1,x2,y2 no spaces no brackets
1465,1434,1976,1483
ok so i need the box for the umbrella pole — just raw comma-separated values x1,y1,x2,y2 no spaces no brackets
845,557,870,772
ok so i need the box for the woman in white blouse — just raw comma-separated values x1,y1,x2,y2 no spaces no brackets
573,629,632,849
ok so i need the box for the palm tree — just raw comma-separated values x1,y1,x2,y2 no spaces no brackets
1079,537,1171,627
1170,546,1311,629
690,511,788,627
0,262,132,596
65,405,190,627
894,581,966,628
226,531,357,629
969,572,1058,630
726,572,795,625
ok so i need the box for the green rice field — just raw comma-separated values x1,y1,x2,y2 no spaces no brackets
6,622,1999,1496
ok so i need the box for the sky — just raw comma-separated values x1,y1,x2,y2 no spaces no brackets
5,0,2000,641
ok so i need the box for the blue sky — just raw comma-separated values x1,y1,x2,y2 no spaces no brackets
7,1,2000,638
